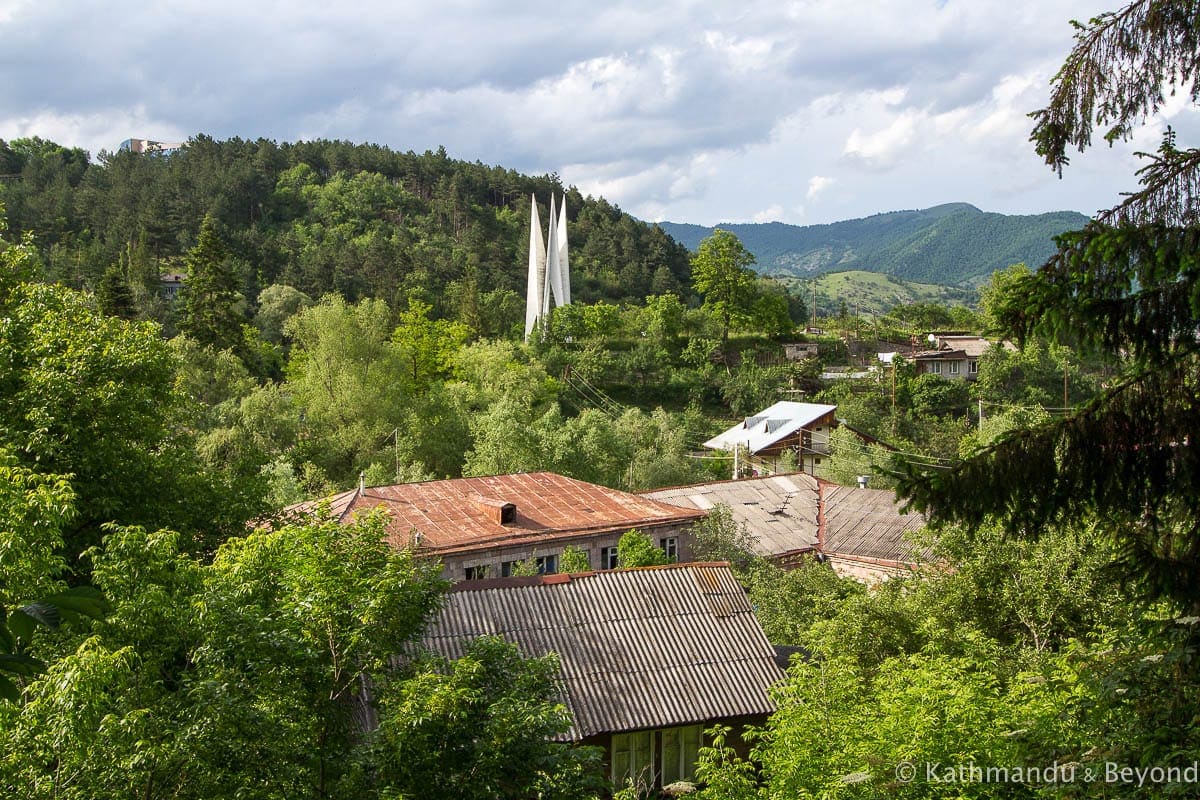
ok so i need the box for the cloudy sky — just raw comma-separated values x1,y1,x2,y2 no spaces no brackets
2,0,1192,226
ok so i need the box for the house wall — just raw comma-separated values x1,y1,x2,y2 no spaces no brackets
827,555,910,583
918,358,975,380
583,714,767,794
438,519,698,582
749,412,837,479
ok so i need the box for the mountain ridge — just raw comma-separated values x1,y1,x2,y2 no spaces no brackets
657,203,1089,286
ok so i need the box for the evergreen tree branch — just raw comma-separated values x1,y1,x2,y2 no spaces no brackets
1031,0,1200,175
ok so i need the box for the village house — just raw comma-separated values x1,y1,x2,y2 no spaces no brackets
702,401,839,478
912,334,1014,380
415,563,786,791
280,471,706,581
644,473,927,582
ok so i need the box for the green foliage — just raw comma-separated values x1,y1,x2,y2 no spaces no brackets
4,137,691,311
689,504,760,573
393,298,470,394
560,545,593,574
691,229,758,348
284,294,408,482
0,514,453,798
616,529,670,568
254,283,312,345
93,264,135,319
177,214,247,354
373,636,605,800
0,276,264,559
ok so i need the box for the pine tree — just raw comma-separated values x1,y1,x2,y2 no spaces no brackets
179,214,245,352
94,264,135,319
901,0,1200,610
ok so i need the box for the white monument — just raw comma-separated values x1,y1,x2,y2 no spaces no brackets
524,194,572,341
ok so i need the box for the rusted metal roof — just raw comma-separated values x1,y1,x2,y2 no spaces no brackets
280,472,706,555
416,563,785,740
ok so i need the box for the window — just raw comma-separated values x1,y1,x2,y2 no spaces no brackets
949,361,960,375
535,554,558,575
661,725,703,785
968,360,979,374
464,565,489,580
500,560,519,577
601,546,619,570
611,730,655,789
659,537,678,562
929,361,942,374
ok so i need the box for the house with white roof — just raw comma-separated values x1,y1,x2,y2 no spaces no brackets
703,401,838,478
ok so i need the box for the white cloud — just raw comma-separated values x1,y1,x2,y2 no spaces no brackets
807,176,834,202
0,0,1165,227
843,111,921,168
752,204,785,222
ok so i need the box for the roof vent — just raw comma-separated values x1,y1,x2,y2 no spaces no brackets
856,475,870,489
473,496,517,525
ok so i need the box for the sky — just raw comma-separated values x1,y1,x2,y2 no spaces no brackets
2,0,1194,227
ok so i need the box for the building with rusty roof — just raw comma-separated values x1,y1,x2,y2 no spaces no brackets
416,562,785,790
280,472,706,582
643,474,927,582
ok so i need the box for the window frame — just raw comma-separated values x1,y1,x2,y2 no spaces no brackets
659,536,678,562
600,546,619,570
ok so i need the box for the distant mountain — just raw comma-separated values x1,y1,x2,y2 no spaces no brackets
657,203,1089,286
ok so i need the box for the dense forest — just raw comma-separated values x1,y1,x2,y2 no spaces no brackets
0,135,692,331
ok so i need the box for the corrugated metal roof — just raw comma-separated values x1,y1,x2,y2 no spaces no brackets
416,563,785,740
820,483,927,563
643,474,821,557
644,475,927,567
703,401,837,455
279,472,706,555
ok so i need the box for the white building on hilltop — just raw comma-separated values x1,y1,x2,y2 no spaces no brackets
524,194,571,341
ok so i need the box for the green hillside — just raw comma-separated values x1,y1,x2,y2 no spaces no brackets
0,136,692,323
659,203,1089,286
777,270,976,317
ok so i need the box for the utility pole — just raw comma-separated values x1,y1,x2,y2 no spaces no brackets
891,358,898,438
1063,359,1069,408
391,428,401,482
978,398,984,433
732,443,739,480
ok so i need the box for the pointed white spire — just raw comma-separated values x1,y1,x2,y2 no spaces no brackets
556,195,570,305
545,194,562,311
524,195,546,341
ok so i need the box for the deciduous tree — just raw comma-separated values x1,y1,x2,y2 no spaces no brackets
691,229,758,351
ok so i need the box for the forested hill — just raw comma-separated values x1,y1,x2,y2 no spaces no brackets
0,136,690,320
659,203,1090,286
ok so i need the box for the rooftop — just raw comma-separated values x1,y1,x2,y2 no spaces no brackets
703,401,838,455
643,474,820,558
644,474,926,569
416,562,785,739
280,471,706,556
